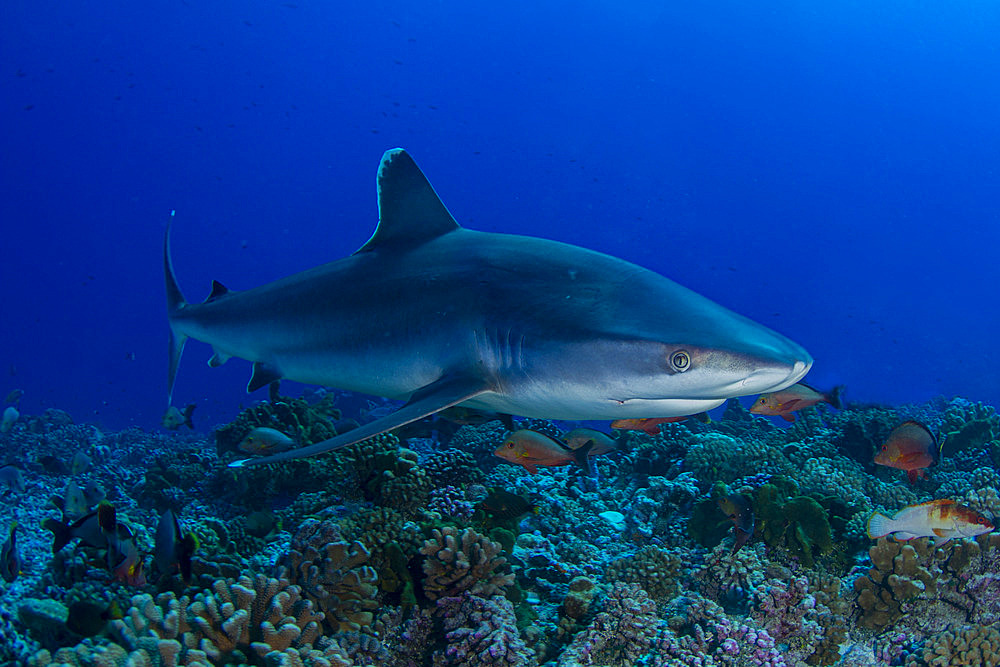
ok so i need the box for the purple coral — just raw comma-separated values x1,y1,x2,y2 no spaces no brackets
427,485,476,521
434,593,536,666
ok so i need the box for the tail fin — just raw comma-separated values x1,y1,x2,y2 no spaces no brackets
866,511,895,539
182,404,196,430
825,385,846,410
43,518,72,553
572,440,596,477
164,211,188,404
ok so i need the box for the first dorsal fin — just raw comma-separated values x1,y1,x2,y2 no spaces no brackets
355,148,460,254
205,280,230,303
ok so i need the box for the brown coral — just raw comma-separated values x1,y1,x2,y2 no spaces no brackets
606,546,686,605
419,526,513,600
854,539,936,629
280,518,379,633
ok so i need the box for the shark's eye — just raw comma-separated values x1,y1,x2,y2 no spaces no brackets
669,350,691,372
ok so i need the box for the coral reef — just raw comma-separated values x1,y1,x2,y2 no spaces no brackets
6,390,1000,666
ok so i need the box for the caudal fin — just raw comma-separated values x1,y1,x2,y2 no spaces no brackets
572,440,596,477
42,518,72,553
866,511,895,539
825,385,846,410
164,212,188,404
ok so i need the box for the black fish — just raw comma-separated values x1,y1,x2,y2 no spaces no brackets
66,599,123,637
477,488,536,520
1,522,20,583
154,509,197,582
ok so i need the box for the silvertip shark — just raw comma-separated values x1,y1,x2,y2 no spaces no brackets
163,148,812,468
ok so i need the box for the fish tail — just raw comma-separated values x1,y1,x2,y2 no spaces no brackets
826,385,846,410
573,440,596,477
42,518,72,553
164,211,189,405
182,403,196,430
866,511,895,539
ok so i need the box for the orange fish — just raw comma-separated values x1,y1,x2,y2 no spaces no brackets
874,421,939,483
749,383,843,422
610,412,710,435
867,500,993,544
494,430,595,475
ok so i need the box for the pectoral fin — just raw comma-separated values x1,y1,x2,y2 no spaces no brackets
229,374,492,467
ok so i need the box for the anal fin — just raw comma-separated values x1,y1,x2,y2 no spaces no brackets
230,374,492,467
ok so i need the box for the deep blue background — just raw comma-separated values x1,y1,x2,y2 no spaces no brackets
2,1,998,431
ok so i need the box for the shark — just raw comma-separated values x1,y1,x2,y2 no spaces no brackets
163,148,812,468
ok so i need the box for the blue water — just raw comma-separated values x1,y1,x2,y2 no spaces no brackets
2,1,999,430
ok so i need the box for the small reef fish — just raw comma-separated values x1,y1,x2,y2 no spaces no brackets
750,383,843,422
4,389,23,405
717,493,755,554
0,406,19,433
867,500,993,545
874,421,940,483
100,505,146,586
53,481,91,522
66,599,123,637
38,455,70,475
0,521,20,583
154,509,198,582
0,465,26,493
477,488,537,520
494,429,596,475
562,428,619,456
70,451,92,475
162,404,196,430
43,503,117,552
611,413,710,435
238,427,296,455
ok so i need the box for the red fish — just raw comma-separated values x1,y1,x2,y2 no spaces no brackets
874,421,939,483
610,413,710,435
749,383,843,422
494,430,595,475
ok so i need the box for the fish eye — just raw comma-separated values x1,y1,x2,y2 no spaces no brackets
669,350,691,373
506,442,514,448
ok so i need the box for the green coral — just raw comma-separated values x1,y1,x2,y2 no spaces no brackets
940,400,1000,453
755,480,832,568
214,395,340,456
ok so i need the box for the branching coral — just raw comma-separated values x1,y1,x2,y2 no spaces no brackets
558,582,661,666
279,519,379,633
903,624,1000,667
605,546,686,606
101,573,323,665
434,593,536,666
420,526,513,600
